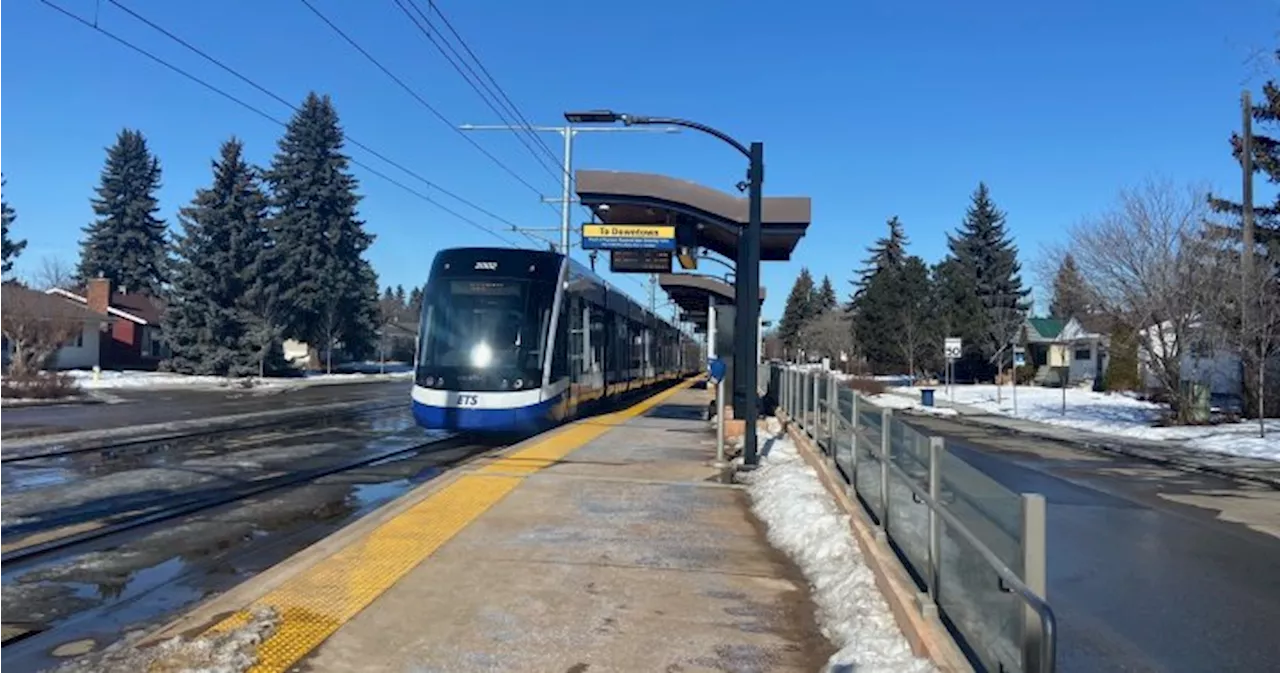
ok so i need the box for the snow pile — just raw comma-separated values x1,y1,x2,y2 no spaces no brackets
891,384,1280,462
62,368,411,391
863,393,959,417
50,607,278,673
739,427,936,673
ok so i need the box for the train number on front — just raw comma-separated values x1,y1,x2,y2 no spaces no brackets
457,394,479,406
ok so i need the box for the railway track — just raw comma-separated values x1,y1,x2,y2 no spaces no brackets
1,399,406,463
1,430,475,567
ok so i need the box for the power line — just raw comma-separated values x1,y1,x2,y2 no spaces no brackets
295,0,561,211
392,0,565,181
42,0,523,247
424,1,564,173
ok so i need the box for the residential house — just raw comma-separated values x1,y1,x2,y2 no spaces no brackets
2,283,114,371
1021,315,1110,387
1136,318,1280,404
47,278,167,370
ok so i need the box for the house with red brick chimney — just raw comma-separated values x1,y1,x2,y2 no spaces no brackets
47,277,167,370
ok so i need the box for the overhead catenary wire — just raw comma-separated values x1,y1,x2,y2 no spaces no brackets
295,0,562,217
50,0,530,246
392,0,564,183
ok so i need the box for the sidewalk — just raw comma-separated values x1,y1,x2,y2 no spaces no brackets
127,382,856,673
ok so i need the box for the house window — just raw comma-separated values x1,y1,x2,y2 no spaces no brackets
1074,347,1092,361
141,326,165,358
65,330,84,348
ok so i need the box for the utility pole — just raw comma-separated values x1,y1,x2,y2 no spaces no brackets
1242,90,1259,432
458,123,680,256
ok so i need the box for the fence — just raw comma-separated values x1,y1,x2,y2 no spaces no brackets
764,364,1056,673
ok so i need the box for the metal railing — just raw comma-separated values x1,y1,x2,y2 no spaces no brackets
770,364,1056,673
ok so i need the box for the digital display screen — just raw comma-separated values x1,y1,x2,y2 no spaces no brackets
450,280,522,296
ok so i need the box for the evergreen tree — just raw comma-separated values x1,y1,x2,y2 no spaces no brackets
814,275,838,314
896,256,934,376
265,92,378,366
408,286,425,322
77,129,169,295
1048,253,1091,319
850,218,921,374
1208,51,1280,247
163,138,274,377
393,284,408,322
850,216,908,302
943,183,1031,379
2,176,26,276
778,267,816,354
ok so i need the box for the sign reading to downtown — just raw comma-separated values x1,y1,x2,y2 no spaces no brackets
581,224,677,251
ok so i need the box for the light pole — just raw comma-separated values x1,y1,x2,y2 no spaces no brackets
563,109,765,469
458,123,680,255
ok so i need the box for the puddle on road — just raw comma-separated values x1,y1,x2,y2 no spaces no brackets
0,446,472,673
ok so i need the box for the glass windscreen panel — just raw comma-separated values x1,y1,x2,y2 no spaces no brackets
416,277,556,390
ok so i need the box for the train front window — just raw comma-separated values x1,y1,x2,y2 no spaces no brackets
417,278,554,382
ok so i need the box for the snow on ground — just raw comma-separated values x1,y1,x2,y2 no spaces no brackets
48,607,277,673
863,392,959,417
57,366,412,391
891,384,1280,462
739,420,936,673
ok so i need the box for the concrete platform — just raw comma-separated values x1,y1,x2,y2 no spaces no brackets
171,382,834,672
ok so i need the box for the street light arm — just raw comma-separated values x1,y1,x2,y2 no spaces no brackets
622,115,750,159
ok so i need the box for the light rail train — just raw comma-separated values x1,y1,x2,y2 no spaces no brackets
411,247,701,433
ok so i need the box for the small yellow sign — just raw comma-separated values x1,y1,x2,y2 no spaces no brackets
582,224,675,239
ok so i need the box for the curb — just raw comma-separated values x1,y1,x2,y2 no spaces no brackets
777,412,974,673
933,413,1280,490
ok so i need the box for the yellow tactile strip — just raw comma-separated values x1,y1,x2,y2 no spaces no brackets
195,376,700,673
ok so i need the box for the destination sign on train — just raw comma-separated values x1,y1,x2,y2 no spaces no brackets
581,224,676,250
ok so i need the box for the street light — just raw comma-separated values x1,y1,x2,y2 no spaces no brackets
565,108,765,470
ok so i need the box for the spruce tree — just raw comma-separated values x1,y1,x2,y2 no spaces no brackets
2,176,26,276
77,129,169,295
850,216,908,302
778,267,816,354
944,183,1030,378
814,276,838,314
408,286,425,322
1048,253,1091,319
164,138,273,377
265,92,378,366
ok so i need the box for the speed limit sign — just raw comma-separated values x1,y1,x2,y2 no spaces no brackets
944,337,962,360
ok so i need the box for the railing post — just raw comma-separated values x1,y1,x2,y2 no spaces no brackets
850,392,859,484
928,436,943,606
1021,493,1048,673
811,370,820,436
826,373,837,462
880,408,892,536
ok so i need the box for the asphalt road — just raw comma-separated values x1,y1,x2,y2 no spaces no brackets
0,381,411,438
903,412,1280,673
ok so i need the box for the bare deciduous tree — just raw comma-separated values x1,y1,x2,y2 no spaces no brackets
1,284,84,377
28,256,77,291
800,310,855,368
1065,177,1229,422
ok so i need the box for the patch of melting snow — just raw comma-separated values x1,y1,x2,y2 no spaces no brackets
48,607,278,673
739,421,937,673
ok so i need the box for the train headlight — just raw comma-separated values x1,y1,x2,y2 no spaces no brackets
513,378,524,389
424,376,435,386
470,342,493,368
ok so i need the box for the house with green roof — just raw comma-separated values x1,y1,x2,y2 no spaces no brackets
1021,315,1110,386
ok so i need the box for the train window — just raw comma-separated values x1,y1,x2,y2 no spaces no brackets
417,278,554,375
568,296,584,379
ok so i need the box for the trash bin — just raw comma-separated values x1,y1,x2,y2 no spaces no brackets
921,388,936,407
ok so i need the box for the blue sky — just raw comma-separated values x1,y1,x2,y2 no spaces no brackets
4,0,1278,323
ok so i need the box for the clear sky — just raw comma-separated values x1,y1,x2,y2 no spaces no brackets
4,0,1278,323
